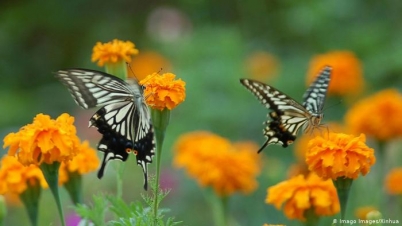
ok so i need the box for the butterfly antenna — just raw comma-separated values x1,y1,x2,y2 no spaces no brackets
139,67,164,88
126,62,140,80
323,100,342,112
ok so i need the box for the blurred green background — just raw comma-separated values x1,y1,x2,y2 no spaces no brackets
2,0,402,225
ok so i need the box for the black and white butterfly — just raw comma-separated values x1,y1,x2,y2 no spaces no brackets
55,69,154,190
240,66,331,153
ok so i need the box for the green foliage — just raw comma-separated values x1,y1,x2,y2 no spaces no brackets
74,189,182,226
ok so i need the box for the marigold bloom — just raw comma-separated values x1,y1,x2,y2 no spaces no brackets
306,51,364,96
385,168,402,195
140,72,186,110
355,206,378,220
345,89,402,141
306,133,375,180
3,113,80,165
245,51,280,81
59,141,100,184
266,173,340,221
129,51,172,81
0,156,48,195
173,131,261,196
91,39,139,67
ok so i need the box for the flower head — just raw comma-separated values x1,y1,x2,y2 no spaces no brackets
266,173,340,221
345,89,402,141
305,133,375,180
58,141,99,185
3,113,80,165
306,51,364,96
91,39,139,67
0,156,48,195
385,168,402,195
129,51,172,81
245,51,280,81
140,72,186,110
173,131,261,196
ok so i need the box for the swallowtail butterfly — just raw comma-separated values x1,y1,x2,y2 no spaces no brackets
240,66,331,153
55,69,154,190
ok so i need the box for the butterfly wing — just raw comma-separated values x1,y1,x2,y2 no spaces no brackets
91,106,155,190
55,69,136,109
240,79,310,151
302,66,332,114
56,69,155,190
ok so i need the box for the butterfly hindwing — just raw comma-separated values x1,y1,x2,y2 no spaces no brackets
94,117,155,190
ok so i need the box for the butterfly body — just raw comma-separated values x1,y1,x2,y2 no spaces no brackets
55,69,155,190
240,66,331,152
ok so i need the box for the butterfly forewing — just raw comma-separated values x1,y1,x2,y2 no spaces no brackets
55,68,155,190
302,66,332,114
56,69,134,109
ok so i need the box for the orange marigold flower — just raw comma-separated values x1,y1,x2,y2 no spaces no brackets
173,131,261,196
345,89,402,141
245,51,280,81
355,206,378,220
3,113,80,165
0,156,48,195
91,39,139,67
59,141,100,185
140,72,186,110
306,51,364,96
266,173,340,221
305,133,375,180
294,123,345,163
129,50,172,81
385,168,402,195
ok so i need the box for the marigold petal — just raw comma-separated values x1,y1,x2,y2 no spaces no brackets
345,89,402,141
3,113,80,165
266,173,339,221
173,131,260,196
91,39,139,67
141,73,186,110
306,133,375,180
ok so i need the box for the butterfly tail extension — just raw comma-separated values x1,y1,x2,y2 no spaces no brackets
97,151,110,179
133,128,155,190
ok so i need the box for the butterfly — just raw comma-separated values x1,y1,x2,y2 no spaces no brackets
55,69,154,190
239,66,332,153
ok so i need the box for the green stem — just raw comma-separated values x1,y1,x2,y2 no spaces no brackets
40,162,65,226
19,182,41,226
304,208,319,226
376,141,386,177
63,171,83,205
333,177,353,223
0,196,5,226
205,189,228,226
116,163,125,199
105,61,128,80
151,108,170,226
